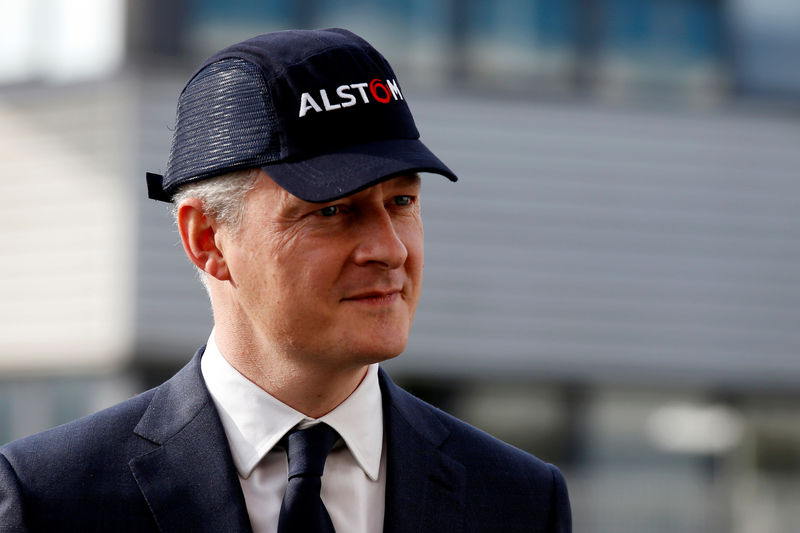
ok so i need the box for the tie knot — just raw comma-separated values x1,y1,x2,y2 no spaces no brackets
284,423,340,479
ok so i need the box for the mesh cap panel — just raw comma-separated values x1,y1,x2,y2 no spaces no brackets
164,58,281,194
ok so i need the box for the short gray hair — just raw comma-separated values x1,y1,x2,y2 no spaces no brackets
171,167,261,292
171,167,261,232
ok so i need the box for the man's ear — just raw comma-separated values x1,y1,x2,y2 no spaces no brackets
176,199,231,281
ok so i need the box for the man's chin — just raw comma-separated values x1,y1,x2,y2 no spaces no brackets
337,313,412,353
346,336,408,365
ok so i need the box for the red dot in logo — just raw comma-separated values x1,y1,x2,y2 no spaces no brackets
369,78,392,103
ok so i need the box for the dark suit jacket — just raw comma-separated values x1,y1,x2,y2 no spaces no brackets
0,348,571,532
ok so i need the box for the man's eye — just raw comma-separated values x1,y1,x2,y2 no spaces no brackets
394,195,412,206
318,205,339,217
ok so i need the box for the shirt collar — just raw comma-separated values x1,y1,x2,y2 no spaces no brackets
200,331,383,481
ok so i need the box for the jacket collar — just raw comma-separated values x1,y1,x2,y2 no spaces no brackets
379,368,466,533
127,351,467,533
129,347,253,533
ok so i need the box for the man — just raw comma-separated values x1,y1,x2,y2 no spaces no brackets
0,28,571,532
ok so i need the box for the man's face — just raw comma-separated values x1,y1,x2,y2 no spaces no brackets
219,172,423,371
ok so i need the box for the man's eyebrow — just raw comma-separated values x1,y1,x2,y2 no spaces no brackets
276,191,318,218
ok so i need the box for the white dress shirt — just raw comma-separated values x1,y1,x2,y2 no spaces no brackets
200,331,386,533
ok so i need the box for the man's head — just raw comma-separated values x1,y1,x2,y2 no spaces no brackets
149,29,456,368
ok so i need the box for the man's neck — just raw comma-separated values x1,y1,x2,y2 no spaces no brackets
211,327,370,419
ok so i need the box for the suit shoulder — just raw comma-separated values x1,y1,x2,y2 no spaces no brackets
0,387,156,468
0,388,164,531
393,383,555,476
439,402,552,471
385,382,572,530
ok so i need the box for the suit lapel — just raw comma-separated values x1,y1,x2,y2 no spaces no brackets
129,349,253,533
379,370,466,533
125,355,466,532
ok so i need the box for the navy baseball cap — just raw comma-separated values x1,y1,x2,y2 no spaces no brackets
146,28,457,203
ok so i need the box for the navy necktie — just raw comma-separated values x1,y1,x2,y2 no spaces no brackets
278,423,340,533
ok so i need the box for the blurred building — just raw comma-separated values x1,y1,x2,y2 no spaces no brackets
1,1,799,532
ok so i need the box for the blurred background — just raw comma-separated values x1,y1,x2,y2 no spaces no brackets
1,0,799,531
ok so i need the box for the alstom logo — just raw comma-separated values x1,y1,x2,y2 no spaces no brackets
298,78,403,118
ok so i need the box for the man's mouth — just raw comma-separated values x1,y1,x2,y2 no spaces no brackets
342,289,403,304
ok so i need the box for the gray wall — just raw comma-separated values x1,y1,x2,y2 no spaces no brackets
135,78,800,388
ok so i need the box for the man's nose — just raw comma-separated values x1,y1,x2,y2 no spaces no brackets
351,209,408,269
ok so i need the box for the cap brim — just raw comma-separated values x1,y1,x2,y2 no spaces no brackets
262,138,457,203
